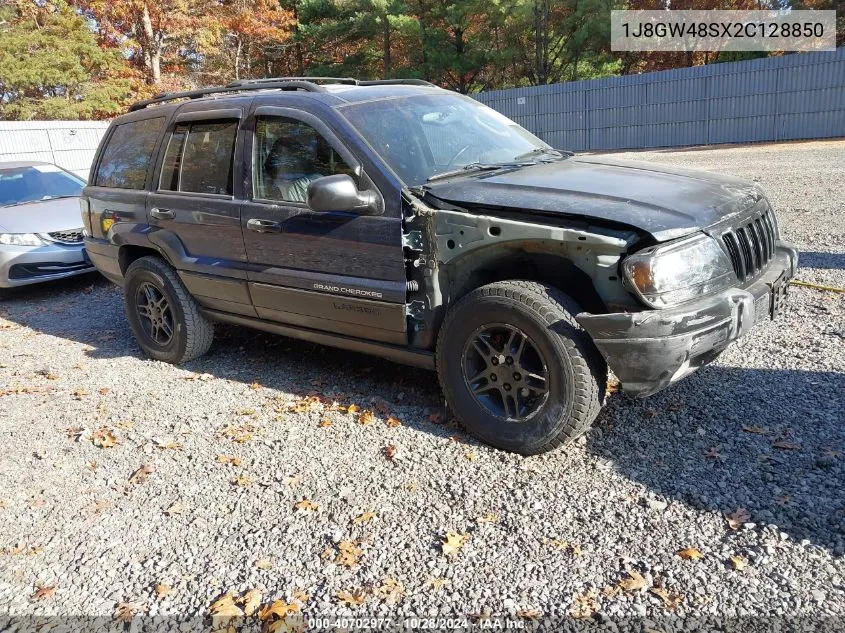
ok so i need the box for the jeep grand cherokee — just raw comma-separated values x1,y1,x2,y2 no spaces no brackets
82,77,797,454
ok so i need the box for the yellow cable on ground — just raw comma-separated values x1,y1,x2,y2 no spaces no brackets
789,279,845,293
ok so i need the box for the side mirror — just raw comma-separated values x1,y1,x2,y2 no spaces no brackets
307,174,381,215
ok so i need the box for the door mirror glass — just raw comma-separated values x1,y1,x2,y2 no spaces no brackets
307,174,380,215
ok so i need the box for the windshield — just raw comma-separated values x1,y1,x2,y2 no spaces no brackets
0,165,85,207
341,94,553,185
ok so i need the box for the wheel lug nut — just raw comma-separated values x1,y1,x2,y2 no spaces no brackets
513,372,521,380
521,388,530,397
491,357,498,365
506,356,513,364
490,374,497,382
503,383,512,391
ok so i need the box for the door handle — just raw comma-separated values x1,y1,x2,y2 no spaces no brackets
247,219,281,233
150,207,175,220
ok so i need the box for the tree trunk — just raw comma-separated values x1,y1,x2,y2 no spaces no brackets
383,18,391,75
141,3,162,85
234,37,242,80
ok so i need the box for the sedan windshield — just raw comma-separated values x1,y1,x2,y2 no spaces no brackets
0,165,85,207
341,94,555,185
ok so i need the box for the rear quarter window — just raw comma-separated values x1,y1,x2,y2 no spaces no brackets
95,117,165,189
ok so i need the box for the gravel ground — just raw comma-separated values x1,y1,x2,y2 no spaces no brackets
0,140,843,631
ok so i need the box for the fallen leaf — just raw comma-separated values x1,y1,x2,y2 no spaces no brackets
570,589,599,619
154,583,173,598
384,444,397,460
217,455,242,467
259,599,299,621
183,372,213,381
218,423,259,443
678,547,704,561
165,502,186,516
318,419,333,428
726,508,751,530
358,410,376,425
210,593,243,618
385,416,402,428
352,511,376,525
373,577,404,605
335,540,363,568
62,426,84,440
91,499,113,514
441,531,469,557
336,589,367,607
235,408,257,416
249,382,263,391
476,513,498,524
128,463,155,485
294,499,319,512
234,475,254,487
31,585,56,601
730,555,748,571
98,387,110,395
650,587,683,610
91,427,119,448
743,425,768,434
73,389,89,400
241,588,262,616
292,589,309,603
516,608,542,620
154,438,183,451
283,474,302,488
426,577,451,591
704,447,722,460
346,404,360,414
618,570,647,592
114,602,140,622
465,450,479,461
255,558,273,571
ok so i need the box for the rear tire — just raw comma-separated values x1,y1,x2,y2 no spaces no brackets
123,256,214,364
436,280,606,455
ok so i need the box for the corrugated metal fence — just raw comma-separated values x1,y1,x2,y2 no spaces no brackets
474,48,845,151
0,121,110,180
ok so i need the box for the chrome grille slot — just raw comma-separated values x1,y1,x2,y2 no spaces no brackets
719,208,777,283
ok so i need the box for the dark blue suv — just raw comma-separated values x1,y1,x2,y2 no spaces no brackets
82,77,796,454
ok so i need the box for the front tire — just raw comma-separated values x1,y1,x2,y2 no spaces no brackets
436,280,606,455
123,256,214,364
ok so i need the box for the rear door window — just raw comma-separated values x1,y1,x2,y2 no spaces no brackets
95,117,165,189
159,120,238,196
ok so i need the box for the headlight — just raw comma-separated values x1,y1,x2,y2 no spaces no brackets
0,233,46,246
622,233,736,308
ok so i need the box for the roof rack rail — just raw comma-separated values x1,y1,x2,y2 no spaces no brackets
128,77,438,112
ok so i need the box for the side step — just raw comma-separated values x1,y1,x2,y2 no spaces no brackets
201,309,435,370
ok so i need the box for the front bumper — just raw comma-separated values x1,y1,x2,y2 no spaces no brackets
0,242,96,288
576,241,798,397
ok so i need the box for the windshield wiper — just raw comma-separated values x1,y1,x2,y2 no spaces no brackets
513,147,566,161
2,195,78,208
427,162,533,183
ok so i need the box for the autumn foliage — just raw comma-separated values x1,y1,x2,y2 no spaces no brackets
1,0,842,120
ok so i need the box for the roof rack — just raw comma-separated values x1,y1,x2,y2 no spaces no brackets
128,77,437,112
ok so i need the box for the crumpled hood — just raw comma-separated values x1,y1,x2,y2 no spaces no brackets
0,197,82,234
425,156,764,241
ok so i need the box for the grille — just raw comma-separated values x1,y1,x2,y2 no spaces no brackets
719,208,777,283
46,229,84,245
